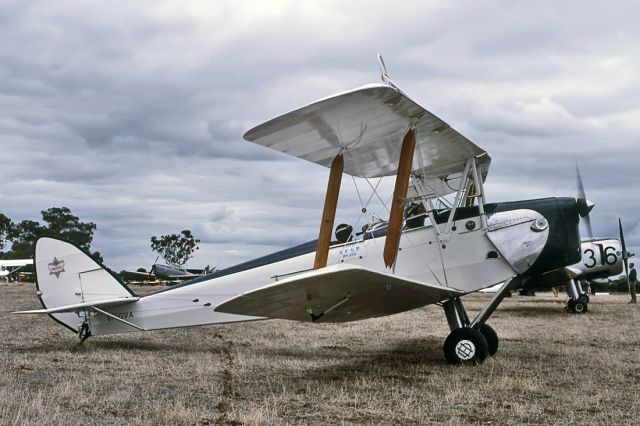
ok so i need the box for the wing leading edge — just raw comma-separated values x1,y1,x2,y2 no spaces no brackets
215,263,462,323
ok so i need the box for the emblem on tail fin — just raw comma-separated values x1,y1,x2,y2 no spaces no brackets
48,257,65,278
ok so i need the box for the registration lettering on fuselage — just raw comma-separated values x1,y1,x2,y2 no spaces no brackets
339,245,361,259
106,312,134,321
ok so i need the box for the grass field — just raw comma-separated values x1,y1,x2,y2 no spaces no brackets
2,282,639,425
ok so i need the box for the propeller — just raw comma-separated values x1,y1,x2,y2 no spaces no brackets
619,218,629,280
576,163,595,239
618,218,635,281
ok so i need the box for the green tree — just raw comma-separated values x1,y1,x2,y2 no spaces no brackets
150,230,200,266
41,207,97,251
6,219,46,259
2,207,102,262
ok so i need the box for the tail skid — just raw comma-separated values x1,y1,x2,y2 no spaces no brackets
17,237,138,337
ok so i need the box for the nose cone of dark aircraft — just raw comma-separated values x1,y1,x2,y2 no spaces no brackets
527,197,582,276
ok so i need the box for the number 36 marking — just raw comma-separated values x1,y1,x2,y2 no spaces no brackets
584,244,617,268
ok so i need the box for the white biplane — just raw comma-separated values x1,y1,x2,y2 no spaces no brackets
15,61,593,364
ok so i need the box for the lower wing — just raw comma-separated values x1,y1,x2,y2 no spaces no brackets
215,263,462,323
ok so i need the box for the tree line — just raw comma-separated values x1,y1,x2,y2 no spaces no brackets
1,206,200,270
0,207,102,262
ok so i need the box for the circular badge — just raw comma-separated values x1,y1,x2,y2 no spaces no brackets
455,339,475,360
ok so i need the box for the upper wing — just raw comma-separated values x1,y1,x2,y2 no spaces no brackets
244,83,490,197
215,263,461,323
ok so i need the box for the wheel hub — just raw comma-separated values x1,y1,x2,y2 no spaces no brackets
455,339,476,360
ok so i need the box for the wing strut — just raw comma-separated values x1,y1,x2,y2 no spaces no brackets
314,154,344,269
383,128,416,268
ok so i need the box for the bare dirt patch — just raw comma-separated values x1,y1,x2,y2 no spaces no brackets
2,283,639,424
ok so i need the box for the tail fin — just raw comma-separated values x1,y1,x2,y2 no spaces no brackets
27,237,137,333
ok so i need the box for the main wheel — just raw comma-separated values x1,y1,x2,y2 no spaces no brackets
443,327,489,365
568,299,588,314
478,323,499,356
573,300,588,313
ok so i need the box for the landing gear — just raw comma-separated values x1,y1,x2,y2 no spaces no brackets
78,320,91,343
441,279,515,364
566,279,589,314
478,323,499,356
443,328,488,364
567,299,588,314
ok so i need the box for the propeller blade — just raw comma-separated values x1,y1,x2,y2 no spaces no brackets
583,214,594,241
575,163,594,239
619,218,629,278
576,163,586,201
619,217,627,252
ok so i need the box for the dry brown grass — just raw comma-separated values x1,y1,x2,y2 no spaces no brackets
2,282,640,425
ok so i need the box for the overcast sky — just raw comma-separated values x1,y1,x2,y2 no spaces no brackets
1,0,639,271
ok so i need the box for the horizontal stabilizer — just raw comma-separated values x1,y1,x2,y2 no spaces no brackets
215,264,461,323
14,296,139,315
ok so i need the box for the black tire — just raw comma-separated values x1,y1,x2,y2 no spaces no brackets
578,294,589,304
443,327,489,365
568,299,588,314
478,323,499,356
573,300,588,314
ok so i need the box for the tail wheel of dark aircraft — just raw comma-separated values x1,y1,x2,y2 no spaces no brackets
443,327,489,365
478,323,499,356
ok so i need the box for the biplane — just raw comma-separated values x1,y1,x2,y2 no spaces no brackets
15,59,593,364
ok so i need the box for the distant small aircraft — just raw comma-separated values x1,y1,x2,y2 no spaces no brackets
0,259,33,279
117,268,159,285
15,57,596,364
151,263,212,281
119,264,213,284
